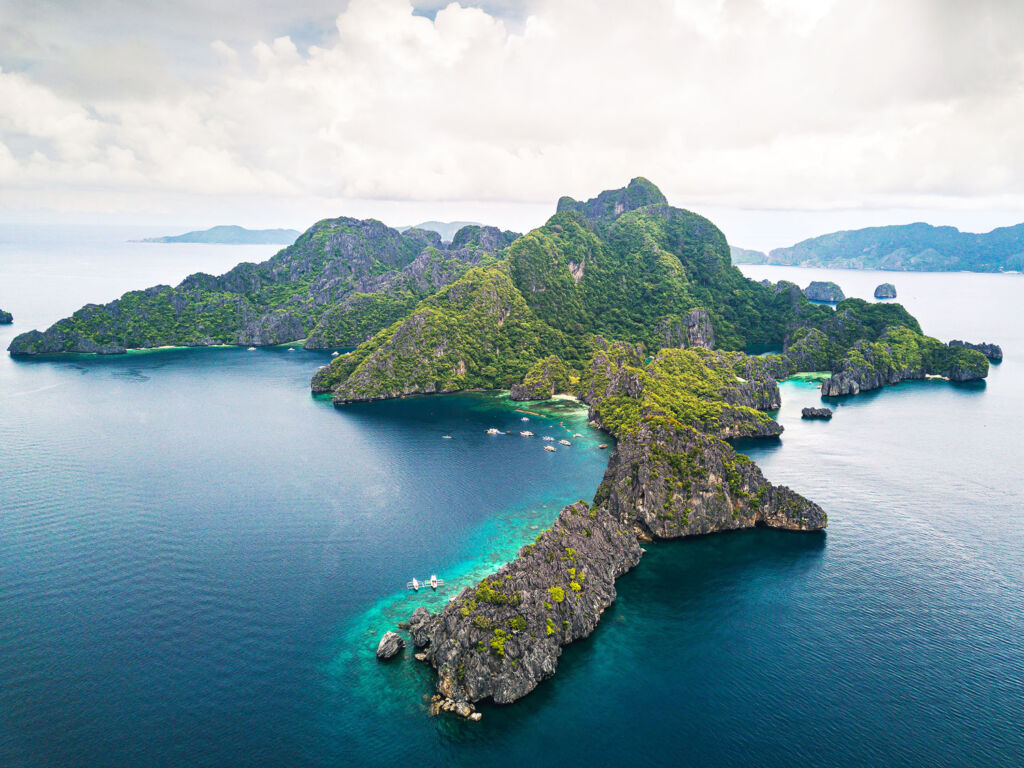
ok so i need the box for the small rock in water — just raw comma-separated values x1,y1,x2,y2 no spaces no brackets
801,407,833,420
873,282,897,299
469,712,482,722
375,631,405,660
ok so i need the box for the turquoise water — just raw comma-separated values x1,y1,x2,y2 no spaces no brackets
1,232,1023,766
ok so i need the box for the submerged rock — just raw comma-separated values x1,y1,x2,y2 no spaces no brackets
948,340,1002,362
375,631,405,660
873,283,897,299
803,281,845,303
801,407,833,419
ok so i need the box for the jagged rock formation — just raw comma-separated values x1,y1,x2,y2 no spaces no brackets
803,281,846,303
376,631,405,660
654,309,715,350
404,342,823,716
0,308,12,324
595,425,826,539
821,326,988,396
801,407,833,419
9,220,517,355
410,500,643,706
949,340,1003,362
874,283,897,299
556,177,667,221
509,355,572,401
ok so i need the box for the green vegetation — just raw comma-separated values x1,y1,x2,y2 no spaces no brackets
10,218,511,355
548,586,566,603
749,221,1024,272
585,347,780,439
490,629,508,657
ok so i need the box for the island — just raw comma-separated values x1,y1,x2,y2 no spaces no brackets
10,179,995,721
9,223,519,354
803,281,846,303
802,407,833,419
0,308,11,324
874,283,897,299
736,221,1024,272
137,225,301,245
729,245,768,264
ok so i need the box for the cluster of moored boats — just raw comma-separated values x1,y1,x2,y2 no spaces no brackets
407,574,444,591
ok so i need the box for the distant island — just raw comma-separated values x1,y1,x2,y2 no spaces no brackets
731,222,1024,272
137,225,300,245
0,308,12,324
398,221,480,242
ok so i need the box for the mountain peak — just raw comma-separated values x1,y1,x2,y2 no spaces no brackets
556,177,668,222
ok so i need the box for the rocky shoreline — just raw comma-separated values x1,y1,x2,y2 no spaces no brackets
380,345,827,720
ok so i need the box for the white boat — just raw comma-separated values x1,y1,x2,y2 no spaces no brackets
407,577,421,591
288,347,296,352
544,445,556,452
520,430,534,437
521,416,530,422
442,435,453,439
429,574,445,589
542,436,555,441
573,433,582,438
247,346,256,351
559,439,572,446
331,351,340,356
486,428,501,434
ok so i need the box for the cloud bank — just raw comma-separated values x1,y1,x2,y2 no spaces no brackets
1,0,1023,229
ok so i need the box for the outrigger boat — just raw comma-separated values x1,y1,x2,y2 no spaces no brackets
407,574,445,591
520,430,534,437
486,428,501,434
559,439,572,446
544,445,556,452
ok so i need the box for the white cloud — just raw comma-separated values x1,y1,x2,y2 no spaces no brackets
1,0,1024,233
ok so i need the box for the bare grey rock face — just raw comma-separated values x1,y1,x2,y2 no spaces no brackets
376,631,405,660
801,407,833,419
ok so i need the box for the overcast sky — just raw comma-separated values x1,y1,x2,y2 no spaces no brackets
2,0,1023,249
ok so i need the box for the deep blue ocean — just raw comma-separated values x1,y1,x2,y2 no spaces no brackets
1,228,1022,767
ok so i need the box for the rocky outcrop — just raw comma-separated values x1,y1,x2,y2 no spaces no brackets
510,355,572,401
821,327,989,397
801,407,833,419
0,308,11,324
803,281,845,303
948,340,1002,362
556,177,667,222
407,420,825,712
654,309,715,350
874,283,897,299
595,425,826,539
376,631,405,660
410,501,643,710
